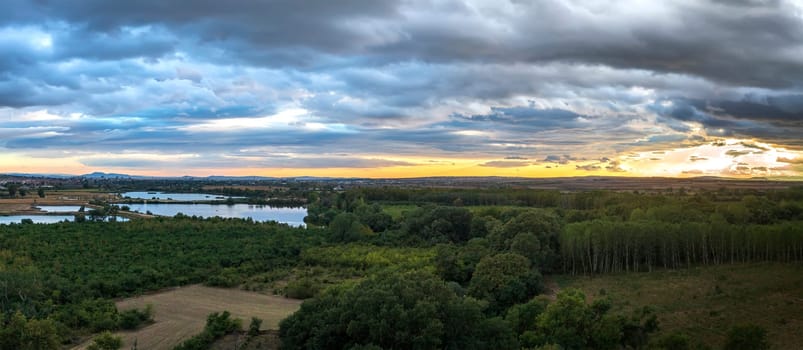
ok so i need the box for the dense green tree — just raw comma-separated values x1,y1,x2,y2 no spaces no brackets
7,184,18,197
505,296,550,335
488,210,562,270
280,270,518,350
404,206,473,243
329,213,373,242
468,253,542,314
434,239,493,285
0,312,59,350
510,232,542,266
353,204,393,232
533,289,656,350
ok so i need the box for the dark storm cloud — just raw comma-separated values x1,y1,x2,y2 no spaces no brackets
5,0,802,80
650,96,803,145
81,155,416,169
52,26,177,61
2,0,803,170
457,106,586,129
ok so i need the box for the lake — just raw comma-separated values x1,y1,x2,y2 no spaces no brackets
0,215,129,224
120,192,243,201
120,203,307,226
36,205,86,212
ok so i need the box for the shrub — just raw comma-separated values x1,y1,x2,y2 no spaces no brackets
724,324,769,350
285,278,320,299
87,331,122,350
248,317,263,337
118,305,153,330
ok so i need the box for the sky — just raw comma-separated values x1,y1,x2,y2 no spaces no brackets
1,0,802,178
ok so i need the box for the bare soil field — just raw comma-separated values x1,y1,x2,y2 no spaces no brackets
0,190,118,214
73,285,301,350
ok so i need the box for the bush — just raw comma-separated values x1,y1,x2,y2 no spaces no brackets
248,317,263,337
724,324,769,350
174,311,242,350
285,278,320,299
654,332,690,350
87,331,123,350
205,274,239,288
118,305,153,330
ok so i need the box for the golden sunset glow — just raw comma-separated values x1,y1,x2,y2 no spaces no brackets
3,138,799,178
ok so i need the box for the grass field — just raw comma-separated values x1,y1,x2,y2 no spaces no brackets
73,285,301,350
382,204,419,219
555,263,803,349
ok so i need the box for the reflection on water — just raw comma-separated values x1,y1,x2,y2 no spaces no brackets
36,205,85,212
120,203,306,226
121,192,243,201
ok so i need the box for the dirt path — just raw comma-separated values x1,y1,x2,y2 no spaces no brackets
543,278,560,301
72,285,301,350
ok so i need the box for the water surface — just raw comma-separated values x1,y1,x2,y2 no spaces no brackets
120,203,306,226
120,192,243,201
36,205,86,212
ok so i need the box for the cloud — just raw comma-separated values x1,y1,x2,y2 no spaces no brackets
480,160,531,168
777,157,803,164
541,155,579,164
574,159,627,173
81,154,417,169
605,161,626,172
575,164,601,171
726,150,752,157
0,1,802,175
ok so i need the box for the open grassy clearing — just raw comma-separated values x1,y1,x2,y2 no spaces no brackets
555,263,803,349
73,285,301,350
382,204,419,219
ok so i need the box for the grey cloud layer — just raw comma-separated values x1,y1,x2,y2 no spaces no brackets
1,0,802,169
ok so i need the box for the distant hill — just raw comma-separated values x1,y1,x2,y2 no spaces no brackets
2,172,75,179
81,172,148,179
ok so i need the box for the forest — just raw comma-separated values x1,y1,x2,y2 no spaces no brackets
1,186,802,349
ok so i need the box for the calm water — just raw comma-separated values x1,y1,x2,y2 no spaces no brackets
121,192,243,201
120,203,306,226
0,215,129,224
36,205,85,212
